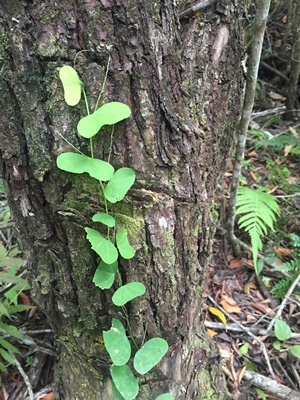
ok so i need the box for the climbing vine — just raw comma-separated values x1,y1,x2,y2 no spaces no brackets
57,64,174,400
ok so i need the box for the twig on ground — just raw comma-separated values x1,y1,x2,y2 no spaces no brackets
9,352,34,400
260,60,288,82
266,272,300,333
207,295,276,380
24,385,53,400
244,370,300,400
204,321,300,339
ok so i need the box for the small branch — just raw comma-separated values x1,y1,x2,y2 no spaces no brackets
227,0,272,256
266,272,300,333
24,385,53,400
204,321,300,339
244,370,300,400
260,60,288,82
178,0,217,20
10,352,34,400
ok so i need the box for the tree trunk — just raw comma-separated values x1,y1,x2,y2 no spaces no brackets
0,1,246,399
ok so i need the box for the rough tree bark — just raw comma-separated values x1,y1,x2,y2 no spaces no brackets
0,1,246,399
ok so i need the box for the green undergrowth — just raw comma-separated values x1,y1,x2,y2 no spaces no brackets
0,242,31,376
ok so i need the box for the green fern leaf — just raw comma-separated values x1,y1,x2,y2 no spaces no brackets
0,348,14,364
0,338,20,355
273,259,300,273
0,302,10,318
0,361,7,373
0,322,23,340
290,233,300,248
270,276,294,299
236,187,280,273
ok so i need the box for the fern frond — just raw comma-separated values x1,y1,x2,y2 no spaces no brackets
236,187,280,273
270,276,295,299
273,259,300,273
0,322,23,340
290,233,300,248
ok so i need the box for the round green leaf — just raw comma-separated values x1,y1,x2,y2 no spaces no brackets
92,212,115,227
112,282,146,307
93,260,118,289
133,338,168,375
156,395,175,400
104,168,135,203
77,102,131,138
59,66,82,106
57,152,114,181
116,229,135,259
95,102,131,124
85,228,118,264
290,345,300,358
103,319,131,366
110,364,138,400
239,343,249,356
274,319,292,341
77,113,102,139
112,381,126,400
273,341,282,351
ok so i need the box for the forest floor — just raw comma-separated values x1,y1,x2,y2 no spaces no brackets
207,104,300,399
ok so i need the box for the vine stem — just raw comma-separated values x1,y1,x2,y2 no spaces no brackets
115,270,139,350
94,54,111,112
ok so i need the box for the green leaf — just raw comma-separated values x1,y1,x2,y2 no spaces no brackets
0,348,14,364
273,341,282,350
93,260,118,289
103,319,131,366
57,152,114,182
112,282,146,307
116,229,135,259
77,102,131,138
92,212,115,228
0,323,22,340
290,345,300,358
0,338,20,355
0,302,10,318
274,319,292,341
85,228,118,264
255,388,267,400
134,338,168,375
59,66,82,106
112,381,126,400
239,343,249,356
104,168,135,203
0,361,7,373
236,187,280,274
156,395,175,400
110,364,139,400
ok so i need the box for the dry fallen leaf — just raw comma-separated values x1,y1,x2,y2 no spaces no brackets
220,299,242,314
250,171,257,181
247,150,257,157
284,144,293,156
41,393,54,400
18,291,32,306
207,328,217,337
229,259,243,269
208,306,227,326
274,246,293,257
244,282,256,296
